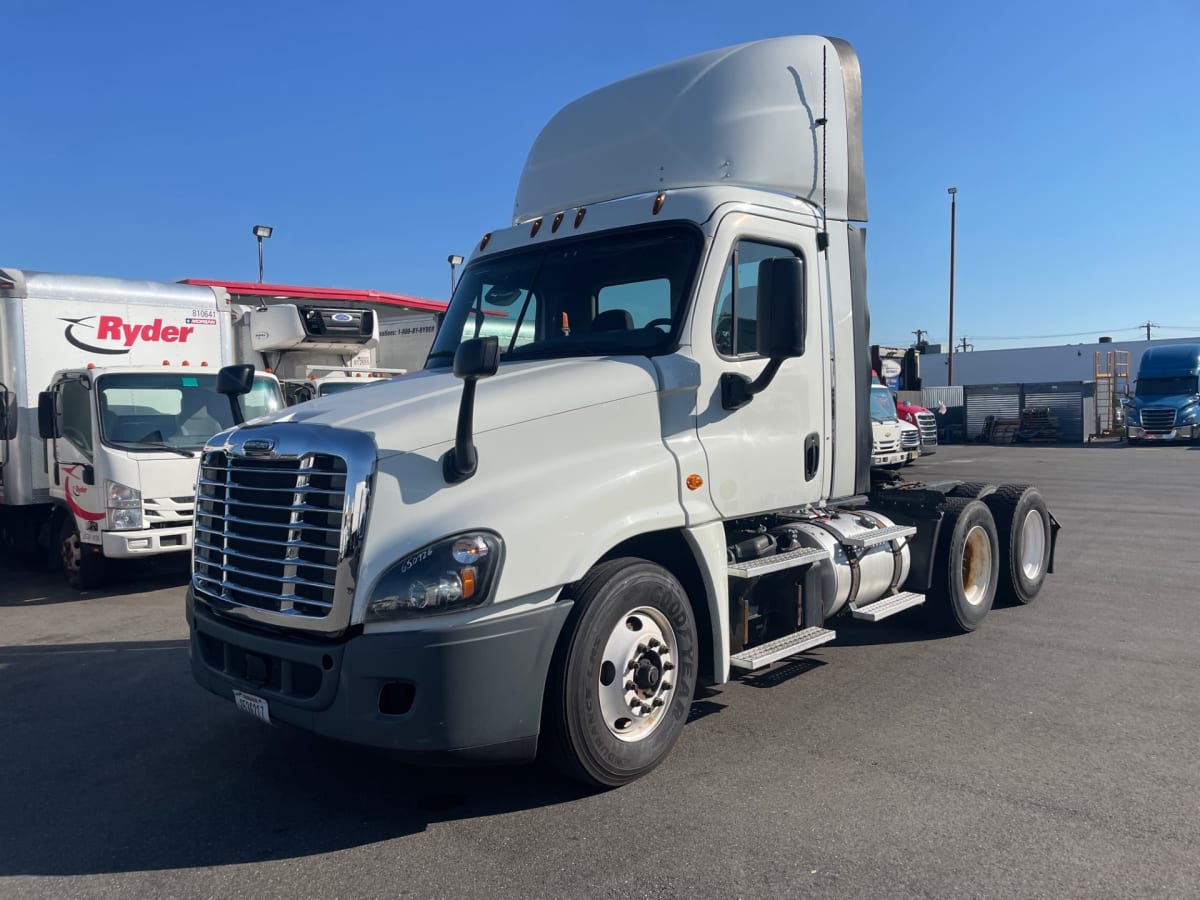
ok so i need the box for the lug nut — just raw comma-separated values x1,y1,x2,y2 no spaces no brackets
636,643,648,654
624,680,636,691
652,697,665,708
663,661,675,671
661,681,672,691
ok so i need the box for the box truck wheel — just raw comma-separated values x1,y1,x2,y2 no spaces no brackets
59,515,106,590
925,498,999,633
543,558,697,788
984,485,1052,606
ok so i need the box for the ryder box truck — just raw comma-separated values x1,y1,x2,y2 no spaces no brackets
0,269,282,588
187,36,1059,787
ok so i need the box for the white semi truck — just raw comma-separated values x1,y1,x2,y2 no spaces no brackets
187,36,1059,787
0,269,284,587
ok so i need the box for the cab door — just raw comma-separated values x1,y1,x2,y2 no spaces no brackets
42,378,106,534
692,213,829,517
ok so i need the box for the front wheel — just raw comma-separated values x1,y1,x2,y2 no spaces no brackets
542,558,698,788
60,515,106,590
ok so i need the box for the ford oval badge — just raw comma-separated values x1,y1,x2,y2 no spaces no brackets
331,313,353,322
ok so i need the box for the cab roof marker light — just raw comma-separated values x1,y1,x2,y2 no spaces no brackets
574,207,587,228
530,217,543,238
551,212,564,233
652,191,666,214
480,232,492,251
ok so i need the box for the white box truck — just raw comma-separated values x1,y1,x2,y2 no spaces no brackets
0,268,282,587
187,36,1060,786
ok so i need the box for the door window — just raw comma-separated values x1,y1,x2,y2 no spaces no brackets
713,240,802,357
60,380,93,458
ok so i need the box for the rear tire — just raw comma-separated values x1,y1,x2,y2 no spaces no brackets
925,498,999,633
984,484,1052,606
946,481,997,499
59,515,106,590
542,558,697,788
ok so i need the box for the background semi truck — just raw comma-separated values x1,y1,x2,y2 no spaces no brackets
1124,343,1200,443
0,268,285,587
186,36,1059,787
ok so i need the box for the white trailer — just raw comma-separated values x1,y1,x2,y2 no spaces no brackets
0,268,282,587
186,37,1060,786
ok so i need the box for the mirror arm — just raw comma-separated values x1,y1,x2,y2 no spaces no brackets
442,377,481,483
721,357,784,411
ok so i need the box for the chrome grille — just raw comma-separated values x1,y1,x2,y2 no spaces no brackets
916,412,938,443
193,451,347,619
901,428,920,449
1141,408,1177,432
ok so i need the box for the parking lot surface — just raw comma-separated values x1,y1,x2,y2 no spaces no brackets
2,443,1199,899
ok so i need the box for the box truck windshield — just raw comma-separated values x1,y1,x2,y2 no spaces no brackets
97,372,283,451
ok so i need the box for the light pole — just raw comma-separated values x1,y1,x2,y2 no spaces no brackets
447,254,464,296
946,188,957,386
252,224,273,283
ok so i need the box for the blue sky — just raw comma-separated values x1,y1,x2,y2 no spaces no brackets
3,0,1197,350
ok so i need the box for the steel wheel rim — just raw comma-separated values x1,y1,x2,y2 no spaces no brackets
1020,509,1047,580
597,606,677,742
961,524,993,606
62,529,81,575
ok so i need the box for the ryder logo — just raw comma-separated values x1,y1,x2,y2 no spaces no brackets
61,315,196,355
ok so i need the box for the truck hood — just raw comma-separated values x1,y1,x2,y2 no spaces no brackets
1128,393,1199,411
251,357,664,456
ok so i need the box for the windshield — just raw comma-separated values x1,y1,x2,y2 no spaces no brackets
870,387,898,422
426,225,702,369
97,372,283,451
1135,375,1199,397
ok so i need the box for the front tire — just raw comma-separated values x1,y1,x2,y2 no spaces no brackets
59,515,106,590
925,498,1000,633
542,558,698,788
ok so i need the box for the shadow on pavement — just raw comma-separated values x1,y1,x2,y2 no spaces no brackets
0,550,189,607
0,636,593,876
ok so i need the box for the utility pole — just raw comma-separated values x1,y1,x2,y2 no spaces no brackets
947,187,958,385
1139,321,1156,340
958,336,972,353
912,328,927,347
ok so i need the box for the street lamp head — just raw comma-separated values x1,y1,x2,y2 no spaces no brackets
447,254,464,266
252,225,274,239
947,187,957,195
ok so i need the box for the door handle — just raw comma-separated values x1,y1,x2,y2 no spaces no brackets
804,432,820,481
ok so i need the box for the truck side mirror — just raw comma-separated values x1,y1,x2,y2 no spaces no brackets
216,363,255,426
756,256,806,358
38,391,60,439
721,256,806,410
443,336,500,483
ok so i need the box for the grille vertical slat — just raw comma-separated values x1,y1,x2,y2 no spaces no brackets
1141,408,1177,432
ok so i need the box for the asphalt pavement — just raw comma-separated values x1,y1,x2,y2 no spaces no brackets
2,442,1198,899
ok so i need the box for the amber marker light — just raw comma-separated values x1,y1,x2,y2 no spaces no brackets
574,207,587,228
551,212,564,233
480,232,492,250
461,567,477,599
652,191,666,214
686,474,704,491
530,217,543,237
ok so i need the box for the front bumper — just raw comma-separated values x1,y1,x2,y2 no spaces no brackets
187,588,573,763
1127,424,1199,442
102,525,192,557
872,449,916,467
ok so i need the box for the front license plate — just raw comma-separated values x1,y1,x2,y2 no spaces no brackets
233,689,271,724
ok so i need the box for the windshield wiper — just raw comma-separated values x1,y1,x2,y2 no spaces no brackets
110,441,197,457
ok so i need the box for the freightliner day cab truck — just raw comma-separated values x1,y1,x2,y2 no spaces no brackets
0,269,284,587
1124,344,1200,443
188,36,1060,787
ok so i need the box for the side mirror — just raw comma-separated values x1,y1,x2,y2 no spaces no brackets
721,256,806,410
443,337,500,483
217,363,255,426
38,391,60,439
217,363,255,397
756,256,806,358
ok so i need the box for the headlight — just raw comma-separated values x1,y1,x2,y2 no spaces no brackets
106,479,141,509
1179,406,1198,424
1125,408,1140,425
366,532,503,621
109,507,143,530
